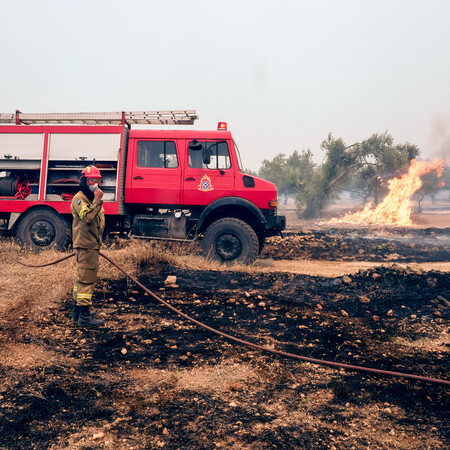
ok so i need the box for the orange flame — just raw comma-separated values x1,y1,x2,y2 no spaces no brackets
330,159,446,226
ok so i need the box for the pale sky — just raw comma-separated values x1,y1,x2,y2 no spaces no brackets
1,0,450,170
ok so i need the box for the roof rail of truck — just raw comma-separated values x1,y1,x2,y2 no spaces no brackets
0,110,198,126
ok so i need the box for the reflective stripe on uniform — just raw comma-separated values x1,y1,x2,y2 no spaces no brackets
79,205,89,219
76,293,93,299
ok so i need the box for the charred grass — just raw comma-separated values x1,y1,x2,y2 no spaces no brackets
0,234,449,449
263,227,450,262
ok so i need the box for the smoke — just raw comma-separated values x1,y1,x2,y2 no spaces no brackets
343,230,450,247
429,113,450,160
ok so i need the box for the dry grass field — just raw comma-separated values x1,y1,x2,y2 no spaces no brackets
0,208,449,449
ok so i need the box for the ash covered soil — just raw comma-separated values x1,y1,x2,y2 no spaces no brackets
261,226,450,262
0,227,449,449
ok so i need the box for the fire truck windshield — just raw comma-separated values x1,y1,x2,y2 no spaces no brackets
233,140,243,171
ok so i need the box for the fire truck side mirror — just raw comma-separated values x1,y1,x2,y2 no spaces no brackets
202,146,211,165
188,140,202,151
189,139,211,166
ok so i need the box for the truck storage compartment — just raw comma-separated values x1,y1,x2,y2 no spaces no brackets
0,169,40,200
0,133,44,160
47,133,121,161
45,132,121,201
0,133,44,200
45,160,118,202
132,214,195,239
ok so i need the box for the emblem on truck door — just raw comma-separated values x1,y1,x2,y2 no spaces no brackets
198,174,214,192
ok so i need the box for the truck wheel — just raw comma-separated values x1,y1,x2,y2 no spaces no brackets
16,209,71,251
202,218,259,264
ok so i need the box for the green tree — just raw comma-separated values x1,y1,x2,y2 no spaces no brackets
354,132,420,204
258,150,316,205
257,132,420,219
296,135,360,218
258,153,289,190
416,164,448,210
243,167,258,177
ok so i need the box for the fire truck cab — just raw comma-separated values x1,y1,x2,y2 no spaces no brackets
0,110,285,264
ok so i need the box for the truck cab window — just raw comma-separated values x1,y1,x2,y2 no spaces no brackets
188,140,231,170
137,141,178,168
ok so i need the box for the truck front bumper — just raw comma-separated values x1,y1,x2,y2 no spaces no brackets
263,210,286,237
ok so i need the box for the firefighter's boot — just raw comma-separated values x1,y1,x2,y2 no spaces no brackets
77,305,104,328
72,303,98,322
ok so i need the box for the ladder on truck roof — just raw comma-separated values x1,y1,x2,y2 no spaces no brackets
0,110,198,126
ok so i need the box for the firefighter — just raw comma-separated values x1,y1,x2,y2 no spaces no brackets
71,165,105,327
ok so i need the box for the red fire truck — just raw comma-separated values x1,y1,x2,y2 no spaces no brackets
0,110,285,263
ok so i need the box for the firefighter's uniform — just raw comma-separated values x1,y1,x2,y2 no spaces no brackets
71,191,105,306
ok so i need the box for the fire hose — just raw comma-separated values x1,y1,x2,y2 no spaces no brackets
0,176,32,199
51,179,78,201
2,246,449,387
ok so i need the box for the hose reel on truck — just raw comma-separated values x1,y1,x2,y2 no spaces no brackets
0,175,32,199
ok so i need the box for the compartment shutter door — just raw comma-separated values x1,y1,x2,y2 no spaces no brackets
48,133,121,161
0,133,44,159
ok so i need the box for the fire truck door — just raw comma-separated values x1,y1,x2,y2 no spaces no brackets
182,140,235,205
129,140,182,205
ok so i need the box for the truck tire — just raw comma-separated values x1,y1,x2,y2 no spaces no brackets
16,209,71,251
202,218,259,264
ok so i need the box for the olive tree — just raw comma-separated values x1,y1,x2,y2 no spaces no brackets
258,132,420,219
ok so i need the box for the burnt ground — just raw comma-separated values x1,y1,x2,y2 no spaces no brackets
0,228,449,449
260,227,450,262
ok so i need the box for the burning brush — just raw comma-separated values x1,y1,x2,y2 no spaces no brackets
330,159,446,226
